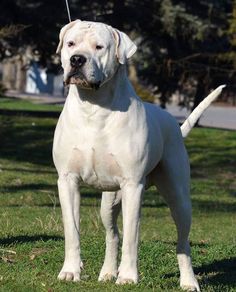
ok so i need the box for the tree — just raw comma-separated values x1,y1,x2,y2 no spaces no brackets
135,0,232,106
0,0,234,103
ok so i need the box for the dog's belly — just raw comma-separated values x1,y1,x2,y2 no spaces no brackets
68,147,122,191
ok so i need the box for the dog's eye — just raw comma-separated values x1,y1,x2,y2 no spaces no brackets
67,41,75,48
96,45,103,50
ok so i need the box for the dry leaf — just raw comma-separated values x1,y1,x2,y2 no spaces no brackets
29,248,48,260
0,248,16,254
1,255,15,263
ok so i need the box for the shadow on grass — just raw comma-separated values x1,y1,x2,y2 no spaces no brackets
0,183,56,193
188,145,236,177
0,115,56,166
196,257,236,287
1,181,235,212
1,166,56,174
0,109,60,118
164,257,236,287
0,234,63,246
192,199,236,213
163,240,209,248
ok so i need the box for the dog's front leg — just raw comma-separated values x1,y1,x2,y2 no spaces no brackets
98,191,122,281
116,181,144,284
57,173,82,282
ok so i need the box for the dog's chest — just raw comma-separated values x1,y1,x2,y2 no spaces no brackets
68,146,123,190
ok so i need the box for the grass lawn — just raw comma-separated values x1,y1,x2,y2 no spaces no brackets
0,98,236,291
0,97,62,112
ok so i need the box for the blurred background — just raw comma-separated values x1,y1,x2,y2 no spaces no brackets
0,0,235,110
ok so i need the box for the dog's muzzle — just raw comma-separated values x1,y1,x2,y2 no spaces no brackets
65,54,101,90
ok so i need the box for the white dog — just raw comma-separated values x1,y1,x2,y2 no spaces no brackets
53,19,224,291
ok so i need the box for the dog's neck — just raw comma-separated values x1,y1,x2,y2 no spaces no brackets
68,65,137,112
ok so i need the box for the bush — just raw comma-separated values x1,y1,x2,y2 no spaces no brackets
133,83,156,103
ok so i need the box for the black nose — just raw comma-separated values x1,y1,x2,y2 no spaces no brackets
70,54,87,68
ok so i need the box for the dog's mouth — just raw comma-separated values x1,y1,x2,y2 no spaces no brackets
64,71,101,90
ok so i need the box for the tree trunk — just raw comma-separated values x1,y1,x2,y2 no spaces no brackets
2,56,27,92
2,59,16,90
15,56,26,92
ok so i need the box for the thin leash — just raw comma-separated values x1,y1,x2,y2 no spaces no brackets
65,0,72,22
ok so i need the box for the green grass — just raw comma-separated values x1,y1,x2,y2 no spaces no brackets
0,97,62,112
0,99,236,291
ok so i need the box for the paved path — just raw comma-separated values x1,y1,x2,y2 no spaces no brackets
5,91,65,105
167,104,236,131
4,91,236,130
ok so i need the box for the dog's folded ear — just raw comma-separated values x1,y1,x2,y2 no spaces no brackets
56,20,81,54
112,29,137,65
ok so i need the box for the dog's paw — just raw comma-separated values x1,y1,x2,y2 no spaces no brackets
98,265,117,282
115,267,138,284
181,286,199,292
180,277,200,292
116,264,138,284
98,273,117,282
58,271,80,282
115,276,137,285
58,261,83,282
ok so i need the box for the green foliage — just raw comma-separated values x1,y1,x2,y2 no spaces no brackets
228,1,236,47
133,83,156,103
0,101,235,291
160,0,208,41
221,0,236,68
136,0,233,104
0,24,27,39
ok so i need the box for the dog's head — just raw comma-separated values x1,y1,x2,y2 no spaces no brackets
56,20,137,90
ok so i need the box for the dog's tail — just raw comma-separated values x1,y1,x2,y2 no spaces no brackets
180,85,226,138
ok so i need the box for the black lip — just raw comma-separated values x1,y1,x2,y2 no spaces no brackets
68,70,81,79
65,71,83,85
90,81,101,90
65,71,101,90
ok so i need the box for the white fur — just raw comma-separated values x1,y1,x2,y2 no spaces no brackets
181,85,226,138
53,20,224,291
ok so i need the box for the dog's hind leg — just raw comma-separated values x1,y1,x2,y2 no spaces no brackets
98,191,122,281
154,148,200,291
